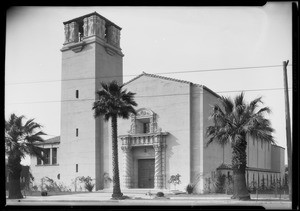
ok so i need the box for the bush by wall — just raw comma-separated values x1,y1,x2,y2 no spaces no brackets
77,176,95,192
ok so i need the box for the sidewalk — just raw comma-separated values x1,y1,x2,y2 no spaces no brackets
6,191,292,209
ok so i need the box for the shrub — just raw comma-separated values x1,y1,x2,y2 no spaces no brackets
41,191,48,196
186,184,194,194
78,176,95,192
31,185,38,192
103,172,112,188
41,177,62,192
214,174,226,193
156,192,164,197
168,174,181,190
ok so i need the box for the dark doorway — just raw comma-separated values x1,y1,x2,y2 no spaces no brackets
138,159,154,188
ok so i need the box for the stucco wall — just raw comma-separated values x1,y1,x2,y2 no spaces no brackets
202,88,224,187
189,85,201,192
30,143,61,190
271,145,285,182
58,37,123,190
59,42,97,190
118,75,191,191
247,136,272,170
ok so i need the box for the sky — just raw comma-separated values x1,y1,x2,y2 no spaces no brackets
5,4,293,165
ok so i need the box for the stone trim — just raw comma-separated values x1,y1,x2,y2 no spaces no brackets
119,132,168,189
62,13,123,55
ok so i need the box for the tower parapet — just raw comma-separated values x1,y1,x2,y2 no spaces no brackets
62,12,122,54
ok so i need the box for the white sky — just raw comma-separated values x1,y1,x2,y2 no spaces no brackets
5,4,293,165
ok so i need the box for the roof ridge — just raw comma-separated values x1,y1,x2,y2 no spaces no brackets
122,72,220,98
123,72,203,87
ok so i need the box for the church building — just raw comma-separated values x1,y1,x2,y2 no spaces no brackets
30,12,285,193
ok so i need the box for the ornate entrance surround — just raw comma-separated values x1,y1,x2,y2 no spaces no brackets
119,108,168,189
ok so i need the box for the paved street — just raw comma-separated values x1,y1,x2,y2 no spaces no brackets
6,192,292,209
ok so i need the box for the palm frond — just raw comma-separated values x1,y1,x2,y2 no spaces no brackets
234,92,245,107
249,97,262,113
220,96,234,115
256,107,271,115
93,81,137,122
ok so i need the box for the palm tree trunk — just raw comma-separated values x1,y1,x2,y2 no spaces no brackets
8,156,23,199
231,135,250,200
111,115,123,199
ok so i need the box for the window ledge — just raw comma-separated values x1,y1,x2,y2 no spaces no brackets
35,164,59,167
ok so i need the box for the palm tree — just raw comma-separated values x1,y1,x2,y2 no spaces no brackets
5,113,46,199
92,81,137,199
206,92,274,200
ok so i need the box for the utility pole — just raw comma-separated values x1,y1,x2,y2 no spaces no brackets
283,60,292,200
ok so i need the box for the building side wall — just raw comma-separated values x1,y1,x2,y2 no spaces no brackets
118,76,191,191
30,144,60,190
271,145,281,172
271,145,285,182
202,89,223,191
59,42,98,190
247,136,272,170
279,147,285,183
190,85,202,192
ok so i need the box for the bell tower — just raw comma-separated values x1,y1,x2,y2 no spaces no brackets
59,12,123,190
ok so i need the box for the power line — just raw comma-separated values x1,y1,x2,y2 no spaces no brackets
5,64,292,86
6,87,292,105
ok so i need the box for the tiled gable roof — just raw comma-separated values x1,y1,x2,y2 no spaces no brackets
123,72,198,87
123,72,220,98
35,136,60,145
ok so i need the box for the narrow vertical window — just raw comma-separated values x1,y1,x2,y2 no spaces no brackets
76,90,79,98
44,149,50,165
76,128,78,137
76,164,78,172
143,123,150,133
37,156,42,165
52,148,57,164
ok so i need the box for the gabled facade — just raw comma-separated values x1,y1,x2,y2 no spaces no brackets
30,12,285,193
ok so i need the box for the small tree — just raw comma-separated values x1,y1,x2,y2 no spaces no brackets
5,114,46,199
214,174,226,193
78,176,95,192
168,174,181,190
103,172,112,188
